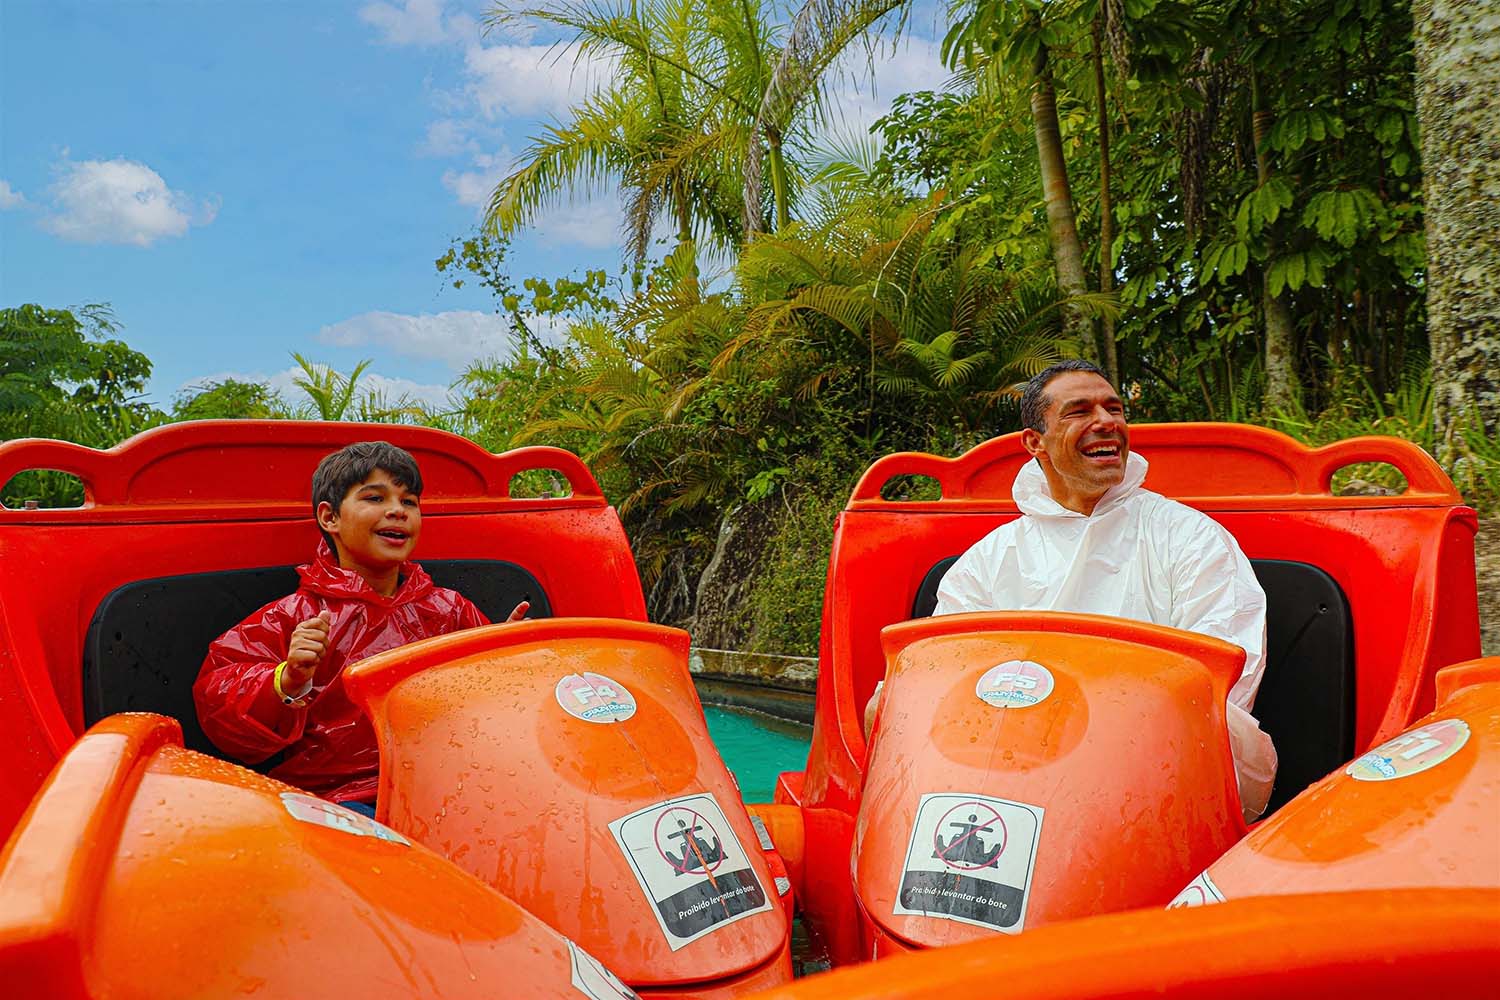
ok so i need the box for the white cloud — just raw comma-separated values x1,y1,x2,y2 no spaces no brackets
419,118,480,158
42,158,216,247
316,309,518,369
825,37,953,136
0,180,25,209
360,0,474,47
528,192,624,250
442,148,513,208
464,41,617,120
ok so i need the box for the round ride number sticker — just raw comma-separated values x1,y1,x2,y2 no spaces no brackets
556,671,638,724
975,660,1055,709
1345,718,1470,782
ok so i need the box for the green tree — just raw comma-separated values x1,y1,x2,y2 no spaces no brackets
0,303,162,506
171,379,286,421
485,0,903,256
942,0,1098,357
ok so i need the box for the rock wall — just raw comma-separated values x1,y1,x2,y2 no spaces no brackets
687,500,779,651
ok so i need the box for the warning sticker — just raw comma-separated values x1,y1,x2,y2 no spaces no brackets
566,939,638,999
1345,718,1470,782
974,660,1055,709
892,792,1044,933
279,792,410,846
609,792,772,950
556,672,638,724
1167,870,1226,908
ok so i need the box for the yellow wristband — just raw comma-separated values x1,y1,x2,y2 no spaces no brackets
273,661,313,705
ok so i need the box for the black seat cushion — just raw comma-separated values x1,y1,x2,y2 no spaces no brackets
1249,559,1354,812
910,555,1354,813
82,560,551,762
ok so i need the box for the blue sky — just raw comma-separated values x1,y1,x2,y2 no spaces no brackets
1,0,947,411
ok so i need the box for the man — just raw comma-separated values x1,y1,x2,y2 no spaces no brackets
869,360,1277,820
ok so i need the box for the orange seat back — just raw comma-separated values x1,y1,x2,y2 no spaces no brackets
0,714,622,999
0,421,647,840
1175,657,1500,904
856,612,1247,946
344,618,790,989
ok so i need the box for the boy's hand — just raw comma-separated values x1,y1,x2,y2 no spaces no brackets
505,601,530,623
283,611,332,690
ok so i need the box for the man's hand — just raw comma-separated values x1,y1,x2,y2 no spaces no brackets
282,610,332,692
505,601,530,623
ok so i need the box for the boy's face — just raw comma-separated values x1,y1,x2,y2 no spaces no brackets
316,468,422,573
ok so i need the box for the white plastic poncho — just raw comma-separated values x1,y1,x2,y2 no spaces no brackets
933,451,1278,821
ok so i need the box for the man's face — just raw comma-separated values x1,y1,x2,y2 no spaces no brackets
317,468,422,575
1021,371,1130,514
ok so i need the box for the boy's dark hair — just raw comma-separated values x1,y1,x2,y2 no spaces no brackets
311,441,423,551
1018,360,1113,432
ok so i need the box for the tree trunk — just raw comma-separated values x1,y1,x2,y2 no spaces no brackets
1415,0,1500,466
767,127,790,232
1092,17,1119,384
1252,68,1300,414
1031,41,1097,359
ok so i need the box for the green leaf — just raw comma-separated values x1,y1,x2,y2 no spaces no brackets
1267,257,1289,298
1340,22,1361,54
1284,113,1309,152
1201,244,1224,280
1374,111,1404,146
1225,242,1249,277
1285,252,1307,291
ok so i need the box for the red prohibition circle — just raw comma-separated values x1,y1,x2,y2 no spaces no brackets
654,806,726,875
932,801,1008,871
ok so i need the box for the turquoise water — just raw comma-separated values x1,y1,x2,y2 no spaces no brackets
703,705,811,804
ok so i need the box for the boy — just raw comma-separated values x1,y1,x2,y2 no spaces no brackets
193,440,525,811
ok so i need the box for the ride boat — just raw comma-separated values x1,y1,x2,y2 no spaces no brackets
757,423,1489,964
0,421,791,997
0,419,1493,997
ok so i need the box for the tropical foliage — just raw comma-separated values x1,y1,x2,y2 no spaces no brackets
6,0,1495,654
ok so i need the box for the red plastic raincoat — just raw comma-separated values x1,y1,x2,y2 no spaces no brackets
193,544,488,802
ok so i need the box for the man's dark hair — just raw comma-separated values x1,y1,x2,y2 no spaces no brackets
311,441,423,551
1018,360,1113,432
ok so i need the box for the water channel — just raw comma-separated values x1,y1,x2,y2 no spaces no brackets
702,704,812,804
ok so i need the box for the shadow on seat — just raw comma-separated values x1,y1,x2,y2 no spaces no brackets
81,560,552,762
909,556,1354,814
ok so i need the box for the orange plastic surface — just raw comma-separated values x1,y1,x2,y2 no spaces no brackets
0,714,634,1000
1177,657,1500,903
788,424,1480,965
344,618,791,990
855,612,1247,948
0,421,647,840
746,804,805,897
749,889,1500,1000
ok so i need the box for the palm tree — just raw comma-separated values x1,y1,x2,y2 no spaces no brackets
740,0,909,233
484,0,906,255
942,1,1097,358
288,353,372,421
485,0,743,260
713,191,1101,435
